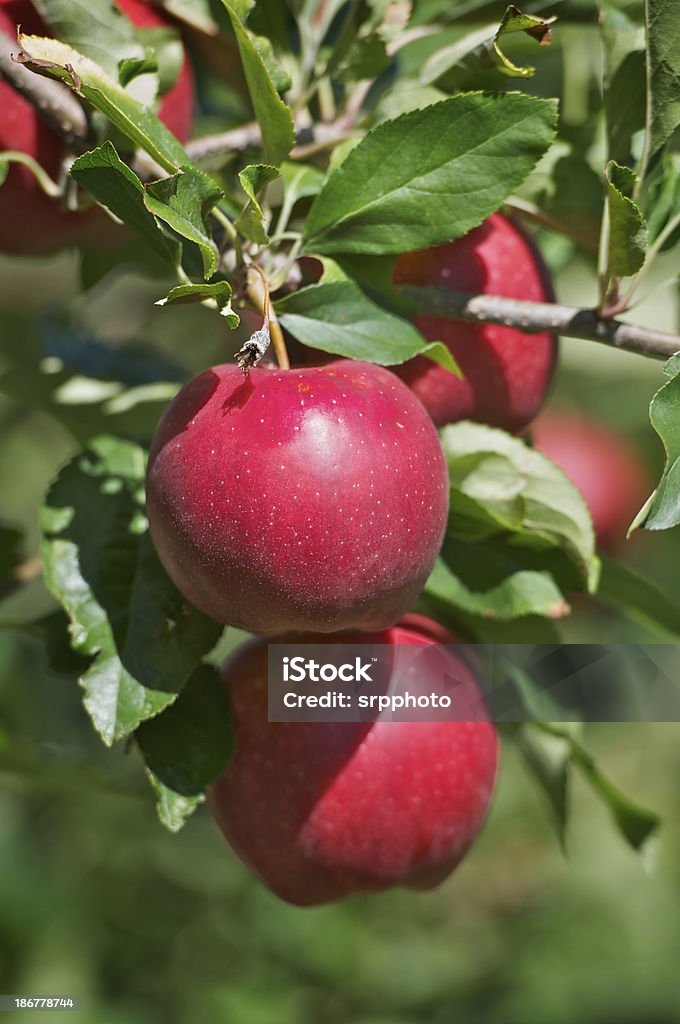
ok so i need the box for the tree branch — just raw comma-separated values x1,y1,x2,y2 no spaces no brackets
184,119,358,162
398,286,680,360
0,28,90,141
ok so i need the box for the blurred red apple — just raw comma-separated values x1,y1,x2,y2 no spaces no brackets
392,213,558,432
146,360,449,634
0,0,194,255
208,616,499,905
532,411,650,549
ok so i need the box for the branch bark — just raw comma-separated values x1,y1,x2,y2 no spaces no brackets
184,120,358,162
398,286,680,360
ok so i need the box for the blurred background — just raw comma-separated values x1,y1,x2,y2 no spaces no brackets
1,0,680,1021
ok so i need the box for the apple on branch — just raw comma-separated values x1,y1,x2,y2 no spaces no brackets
393,213,558,432
146,360,449,634
207,615,499,906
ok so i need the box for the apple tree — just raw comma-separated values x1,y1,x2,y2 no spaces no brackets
0,0,678,900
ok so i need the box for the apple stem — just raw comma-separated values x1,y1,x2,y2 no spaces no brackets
242,265,290,372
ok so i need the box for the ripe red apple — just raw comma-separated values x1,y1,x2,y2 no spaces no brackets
207,617,499,905
392,213,558,432
531,411,650,550
0,0,195,255
146,360,449,634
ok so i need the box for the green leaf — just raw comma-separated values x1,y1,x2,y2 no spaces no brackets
421,6,556,85
536,723,660,856
155,0,222,33
70,142,180,266
136,26,184,95
156,282,240,326
599,1,645,163
145,773,205,833
145,168,224,279
633,354,680,531
118,48,159,89
250,31,293,93
440,422,599,588
219,0,295,165
18,33,187,173
40,437,222,746
511,714,660,856
492,6,556,77
424,552,570,623
597,556,680,636
304,92,557,255
236,163,281,244
644,151,680,248
338,33,389,83
137,664,233,832
32,0,147,80
512,722,571,847
605,160,648,277
276,281,460,372
645,0,680,160
280,161,326,204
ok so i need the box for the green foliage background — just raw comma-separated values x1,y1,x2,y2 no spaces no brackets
1,0,680,1019
1,215,679,1024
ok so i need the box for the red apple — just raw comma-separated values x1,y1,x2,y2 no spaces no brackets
146,360,449,634
0,0,194,256
392,213,558,432
207,617,499,905
531,411,650,550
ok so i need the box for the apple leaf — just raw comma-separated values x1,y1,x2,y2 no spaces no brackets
512,721,571,847
40,436,223,746
303,92,557,255
145,168,224,279
31,0,146,80
278,161,326,226
424,554,569,624
424,533,578,623
596,556,680,637
599,0,645,164
631,354,680,531
645,152,680,249
219,0,295,165
137,664,233,832
509,712,660,856
605,161,647,277
440,422,599,589
145,773,204,833
534,722,660,856
17,33,187,173
155,0,222,33
644,0,680,160
276,280,460,372
421,5,556,85
142,25,185,90
118,48,159,89
250,30,293,93
236,163,281,244
156,283,240,326
70,143,181,266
